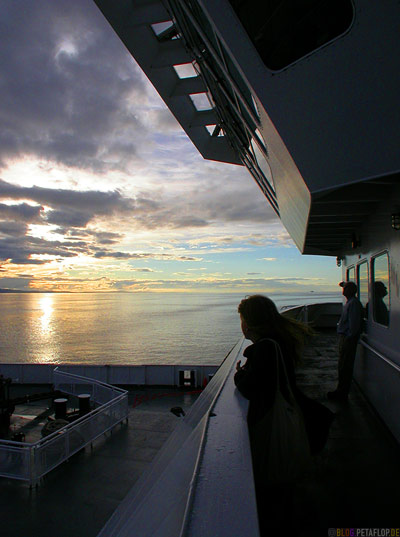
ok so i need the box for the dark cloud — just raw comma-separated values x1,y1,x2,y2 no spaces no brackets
0,178,133,240
0,234,82,264
0,0,148,171
0,203,43,222
45,209,92,227
93,250,200,262
0,221,29,237
0,277,32,290
0,179,133,263
65,229,123,245
174,216,209,228
0,179,131,214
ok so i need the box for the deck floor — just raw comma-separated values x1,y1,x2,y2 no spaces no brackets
293,329,400,535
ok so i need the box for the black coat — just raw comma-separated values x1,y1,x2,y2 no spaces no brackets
234,337,334,454
234,337,298,427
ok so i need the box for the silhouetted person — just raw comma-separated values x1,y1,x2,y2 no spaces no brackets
328,281,364,401
234,295,313,536
373,281,389,326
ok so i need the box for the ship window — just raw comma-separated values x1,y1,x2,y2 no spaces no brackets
372,253,390,327
205,124,224,136
151,21,179,41
173,63,198,79
190,93,213,111
357,261,368,310
346,266,355,282
228,0,354,70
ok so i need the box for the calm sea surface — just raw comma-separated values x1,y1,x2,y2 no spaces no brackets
0,292,339,366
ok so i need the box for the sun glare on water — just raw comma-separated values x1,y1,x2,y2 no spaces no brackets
39,294,54,334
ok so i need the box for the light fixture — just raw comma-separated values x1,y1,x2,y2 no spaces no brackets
391,213,400,231
336,257,342,267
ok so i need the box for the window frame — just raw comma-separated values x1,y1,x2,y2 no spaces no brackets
228,0,356,73
346,266,355,282
356,260,369,310
371,251,390,328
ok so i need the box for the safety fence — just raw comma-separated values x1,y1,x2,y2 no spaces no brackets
0,369,128,486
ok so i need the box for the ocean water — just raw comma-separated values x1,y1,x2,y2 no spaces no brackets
0,292,339,366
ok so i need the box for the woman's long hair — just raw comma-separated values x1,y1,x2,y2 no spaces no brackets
238,294,313,362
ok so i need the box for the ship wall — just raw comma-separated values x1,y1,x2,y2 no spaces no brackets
343,185,400,441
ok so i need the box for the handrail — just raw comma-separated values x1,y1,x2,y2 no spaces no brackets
53,366,127,393
0,438,32,447
178,338,245,537
360,339,400,374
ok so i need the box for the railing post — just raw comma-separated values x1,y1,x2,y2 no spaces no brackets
65,428,70,460
29,445,38,488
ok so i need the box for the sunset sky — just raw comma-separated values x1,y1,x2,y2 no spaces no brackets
0,0,340,293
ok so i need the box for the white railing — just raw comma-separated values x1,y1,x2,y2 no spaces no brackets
0,369,128,486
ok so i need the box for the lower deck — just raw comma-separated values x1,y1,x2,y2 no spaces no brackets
0,330,399,536
0,388,200,537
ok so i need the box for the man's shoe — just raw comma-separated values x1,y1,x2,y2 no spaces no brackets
327,390,348,402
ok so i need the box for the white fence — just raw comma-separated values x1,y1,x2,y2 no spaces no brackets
0,369,128,486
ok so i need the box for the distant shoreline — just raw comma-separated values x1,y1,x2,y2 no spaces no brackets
0,289,58,294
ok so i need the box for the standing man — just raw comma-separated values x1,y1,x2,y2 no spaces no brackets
328,281,364,401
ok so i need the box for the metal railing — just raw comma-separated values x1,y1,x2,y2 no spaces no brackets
0,369,128,486
359,339,400,374
281,304,309,322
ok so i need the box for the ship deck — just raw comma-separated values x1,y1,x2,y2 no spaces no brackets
294,329,400,535
1,329,400,536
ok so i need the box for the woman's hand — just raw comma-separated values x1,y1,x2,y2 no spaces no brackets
236,360,242,371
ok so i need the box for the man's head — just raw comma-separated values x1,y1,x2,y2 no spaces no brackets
374,281,388,298
339,281,358,298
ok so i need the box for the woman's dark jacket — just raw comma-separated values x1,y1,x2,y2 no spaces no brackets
234,337,298,428
234,337,334,454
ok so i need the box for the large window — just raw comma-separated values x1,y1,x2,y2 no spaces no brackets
229,0,354,70
357,261,369,310
372,253,390,327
